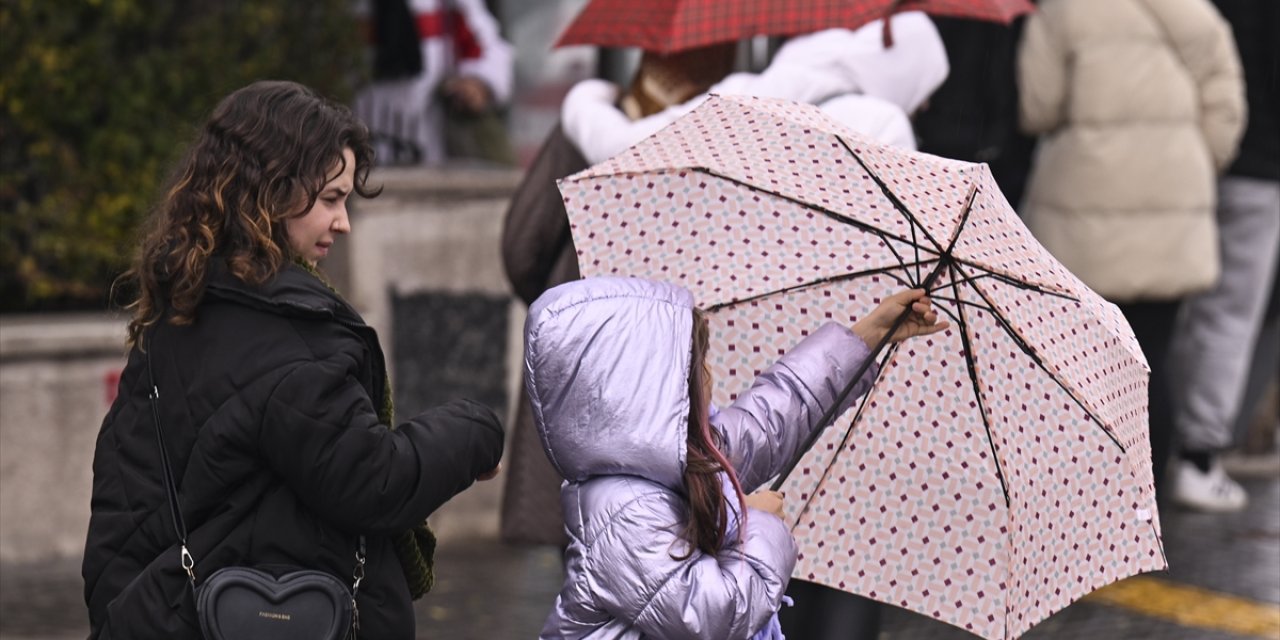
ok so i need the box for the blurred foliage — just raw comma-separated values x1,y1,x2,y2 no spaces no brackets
0,0,369,311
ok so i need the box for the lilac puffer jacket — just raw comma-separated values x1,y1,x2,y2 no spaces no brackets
525,277,876,640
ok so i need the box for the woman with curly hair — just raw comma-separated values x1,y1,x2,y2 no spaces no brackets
82,80,504,639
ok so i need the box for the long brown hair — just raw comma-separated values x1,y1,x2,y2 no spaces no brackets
623,43,737,119
117,80,378,346
680,309,748,557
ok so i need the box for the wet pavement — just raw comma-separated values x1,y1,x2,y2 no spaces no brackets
3,470,1276,639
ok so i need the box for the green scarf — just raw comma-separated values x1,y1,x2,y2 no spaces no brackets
296,260,436,599
380,380,438,599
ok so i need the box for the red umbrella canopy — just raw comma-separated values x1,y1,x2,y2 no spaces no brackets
557,95,1164,639
555,0,1035,54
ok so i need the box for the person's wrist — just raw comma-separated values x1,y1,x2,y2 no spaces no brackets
852,320,883,347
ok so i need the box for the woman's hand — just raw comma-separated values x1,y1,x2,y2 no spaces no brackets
744,489,786,519
852,288,949,347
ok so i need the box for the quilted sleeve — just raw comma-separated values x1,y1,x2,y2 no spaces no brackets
713,322,875,492
259,357,504,534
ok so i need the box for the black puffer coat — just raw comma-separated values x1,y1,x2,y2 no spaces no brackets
82,261,504,638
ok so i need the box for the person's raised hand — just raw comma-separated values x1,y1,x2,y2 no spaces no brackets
744,489,786,520
852,288,949,347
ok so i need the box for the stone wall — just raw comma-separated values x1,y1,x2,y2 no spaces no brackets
0,316,128,562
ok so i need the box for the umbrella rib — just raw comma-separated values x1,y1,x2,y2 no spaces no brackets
837,137,946,255
788,341,905,525
909,207,922,287
928,297,966,329
951,262,1128,453
704,260,937,312
946,260,1080,303
694,168,942,258
948,264,1013,510
1149,520,1169,567
923,293,996,319
923,181,1075,304
821,152,1078,302
882,238,914,284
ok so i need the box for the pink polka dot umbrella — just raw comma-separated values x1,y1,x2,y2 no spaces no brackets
557,94,1166,640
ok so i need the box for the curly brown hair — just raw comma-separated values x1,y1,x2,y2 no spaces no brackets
117,80,378,346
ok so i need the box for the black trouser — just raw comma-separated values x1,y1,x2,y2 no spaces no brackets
778,580,880,640
1115,299,1184,499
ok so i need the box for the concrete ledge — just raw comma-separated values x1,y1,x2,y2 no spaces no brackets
0,313,128,362
0,314,126,562
365,165,523,203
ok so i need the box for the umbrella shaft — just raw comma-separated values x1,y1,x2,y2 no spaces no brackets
769,256,951,491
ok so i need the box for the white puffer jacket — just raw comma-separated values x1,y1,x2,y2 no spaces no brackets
1018,0,1245,301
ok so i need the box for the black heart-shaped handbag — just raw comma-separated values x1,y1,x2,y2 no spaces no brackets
196,566,354,640
144,350,365,639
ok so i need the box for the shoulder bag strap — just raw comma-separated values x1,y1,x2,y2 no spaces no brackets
143,345,367,597
145,348,198,588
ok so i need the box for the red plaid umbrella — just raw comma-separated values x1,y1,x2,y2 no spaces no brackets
555,0,1035,54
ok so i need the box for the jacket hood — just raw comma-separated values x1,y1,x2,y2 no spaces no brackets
524,277,694,489
840,11,949,116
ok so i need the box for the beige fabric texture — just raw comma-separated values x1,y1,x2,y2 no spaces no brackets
1017,0,1245,301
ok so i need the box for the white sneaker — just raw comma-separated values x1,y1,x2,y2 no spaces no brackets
1172,459,1248,513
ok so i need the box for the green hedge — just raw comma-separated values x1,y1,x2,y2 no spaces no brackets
0,0,368,311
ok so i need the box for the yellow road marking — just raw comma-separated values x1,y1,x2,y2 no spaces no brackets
1085,575,1280,638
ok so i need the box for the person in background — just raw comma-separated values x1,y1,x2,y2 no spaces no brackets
1017,0,1245,499
355,0,514,165
82,80,504,638
913,14,1038,208
524,277,945,639
1168,0,1279,512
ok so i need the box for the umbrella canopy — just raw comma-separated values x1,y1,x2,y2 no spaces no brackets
556,94,1166,640
555,0,1035,54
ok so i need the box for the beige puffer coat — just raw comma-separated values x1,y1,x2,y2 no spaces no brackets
1018,0,1245,302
